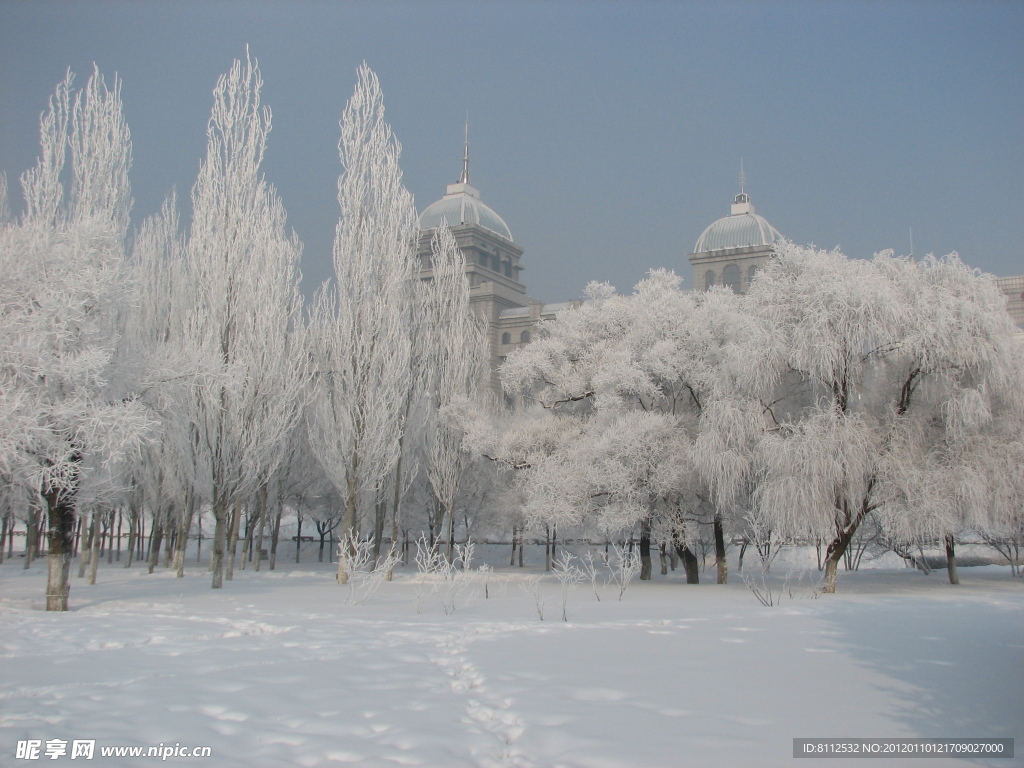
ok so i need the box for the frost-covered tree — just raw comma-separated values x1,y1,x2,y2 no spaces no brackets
488,271,744,582
423,221,489,558
306,64,418,583
184,51,307,589
120,193,203,578
0,69,150,610
704,244,1024,592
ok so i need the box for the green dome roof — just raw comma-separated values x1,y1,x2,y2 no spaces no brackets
419,182,513,242
693,191,783,253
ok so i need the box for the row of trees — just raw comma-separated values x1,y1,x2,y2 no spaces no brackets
1,56,489,610
3,54,1022,610
478,251,1024,592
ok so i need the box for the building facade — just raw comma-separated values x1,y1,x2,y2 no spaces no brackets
416,148,581,393
687,185,784,294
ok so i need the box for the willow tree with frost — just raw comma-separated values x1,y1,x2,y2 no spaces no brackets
702,244,1024,592
488,271,742,582
306,65,419,583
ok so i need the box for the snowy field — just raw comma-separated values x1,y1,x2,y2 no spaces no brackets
2,548,1022,768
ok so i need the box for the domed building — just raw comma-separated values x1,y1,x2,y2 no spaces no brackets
416,134,581,393
688,182,784,294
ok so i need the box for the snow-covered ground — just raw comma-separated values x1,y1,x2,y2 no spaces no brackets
2,548,1022,768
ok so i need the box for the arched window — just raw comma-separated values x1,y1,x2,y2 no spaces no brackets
723,263,741,293
501,332,511,345
520,330,531,344
747,265,759,289
705,270,715,291
504,262,512,278
492,253,501,272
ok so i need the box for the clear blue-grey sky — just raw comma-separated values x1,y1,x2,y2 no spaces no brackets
2,0,1021,301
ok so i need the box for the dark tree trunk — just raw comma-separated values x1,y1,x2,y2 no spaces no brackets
78,512,95,579
147,516,163,575
210,504,227,588
674,543,700,584
269,500,283,571
639,519,653,581
43,480,77,612
124,506,138,568
225,501,243,581
714,514,728,584
544,525,551,572
371,493,386,568
24,501,41,569
174,495,196,578
254,485,270,572
823,529,855,594
945,534,960,585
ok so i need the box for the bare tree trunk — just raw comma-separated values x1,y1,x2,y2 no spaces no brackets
43,480,77,611
124,506,138,568
823,529,855,594
338,458,359,584
78,512,95,579
239,505,257,571
210,503,227,589
0,512,7,565
115,509,123,562
88,512,102,585
24,500,41,569
147,515,163,575
510,527,517,567
269,500,283,571
107,510,116,564
163,516,176,568
225,501,243,581
674,543,700,584
714,514,728,584
295,514,303,564
174,494,196,578
639,518,652,581
945,534,960,585
254,484,269,572
371,488,386,568
5,511,14,560
545,525,551,572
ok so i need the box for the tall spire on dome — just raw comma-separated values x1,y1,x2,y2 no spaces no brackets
459,115,470,185
732,160,755,215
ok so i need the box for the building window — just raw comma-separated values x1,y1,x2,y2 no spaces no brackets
723,264,741,293
504,262,512,278
705,270,715,291
501,332,511,345
520,330,531,344
492,253,501,272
